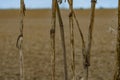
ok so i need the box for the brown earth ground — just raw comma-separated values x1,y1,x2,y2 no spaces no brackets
0,9,118,80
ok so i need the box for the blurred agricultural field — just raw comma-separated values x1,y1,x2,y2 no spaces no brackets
0,9,118,80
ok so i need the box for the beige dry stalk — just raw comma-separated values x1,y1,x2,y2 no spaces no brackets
16,0,26,80
68,0,76,80
114,0,120,80
56,1,68,80
86,0,96,67
50,0,57,80
84,0,97,80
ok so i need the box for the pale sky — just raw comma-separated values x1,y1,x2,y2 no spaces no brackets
0,0,118,9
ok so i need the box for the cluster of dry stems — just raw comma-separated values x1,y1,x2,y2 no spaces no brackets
50,0,97,80
50,0,68,80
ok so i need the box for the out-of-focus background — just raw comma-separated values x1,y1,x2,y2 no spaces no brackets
0,0,118,80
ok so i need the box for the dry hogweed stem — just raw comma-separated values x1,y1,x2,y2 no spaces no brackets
16,0,26,80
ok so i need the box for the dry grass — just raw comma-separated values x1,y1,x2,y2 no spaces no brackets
0,9,117,80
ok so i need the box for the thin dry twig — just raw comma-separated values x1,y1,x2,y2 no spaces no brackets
16,0,26,80
114,0,120,80
84,0,97,80
50,0,57,80
68,0,76,80
86,0,97,67
56,1,68,80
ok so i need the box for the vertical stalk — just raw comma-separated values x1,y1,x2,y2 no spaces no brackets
114,0,120,80
16,0,26,80
85,0,96,80
86,0,96,66
56,1,68,80
68,0,76,80
19,1,25,80
50,0,57,80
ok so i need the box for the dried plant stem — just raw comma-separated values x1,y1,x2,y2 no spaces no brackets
16,0,26,80
114,0,120,80
86,0,96,67
56,1,68,80
68,0,76,80
50,0,57,80
68,0,86,79
84,0,96,80
73,11,86,58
